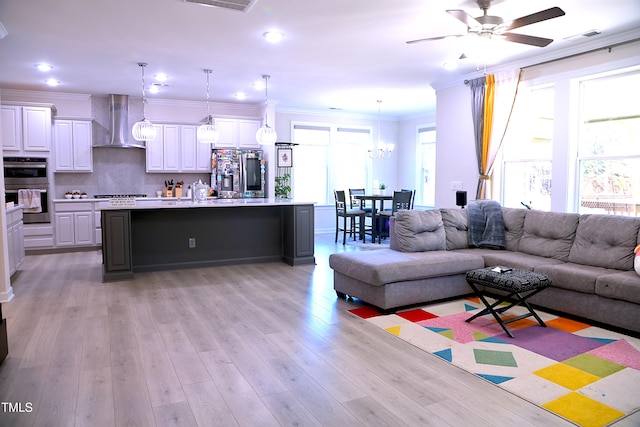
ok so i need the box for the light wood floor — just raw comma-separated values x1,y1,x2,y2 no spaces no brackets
1,233,638,426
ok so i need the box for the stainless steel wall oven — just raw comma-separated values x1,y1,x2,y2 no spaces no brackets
3,157,50,223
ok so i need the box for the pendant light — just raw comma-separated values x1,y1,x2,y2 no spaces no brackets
197,69,220,144
132,63,157,142
255,75,277,145
368,100,394,159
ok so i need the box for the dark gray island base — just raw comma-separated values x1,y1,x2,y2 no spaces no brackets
100,200,315,282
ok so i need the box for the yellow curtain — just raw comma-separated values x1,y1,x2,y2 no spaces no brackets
478,74,495,198
476,70,522,199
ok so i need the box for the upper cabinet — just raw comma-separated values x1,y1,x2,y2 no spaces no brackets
215,118,261,149
1,105,52,154
146,124,212,173
53,119,93,172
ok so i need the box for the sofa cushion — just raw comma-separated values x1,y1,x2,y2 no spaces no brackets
568,214,640,270
440,208,468,250
596,271,640,305
329,249,484,286
453,248,563,271
534,263,619,294
518,210,579,261
502,207,526,252
391,210,446,252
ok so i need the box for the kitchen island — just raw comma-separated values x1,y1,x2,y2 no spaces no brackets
99,198,315,282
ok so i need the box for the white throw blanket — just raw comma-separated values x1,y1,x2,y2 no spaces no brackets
18,189,42,213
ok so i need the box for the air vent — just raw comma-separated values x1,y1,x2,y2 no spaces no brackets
184,0,256,12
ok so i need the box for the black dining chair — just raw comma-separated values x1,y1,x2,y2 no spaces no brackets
334,190,366,244
401,189,416,209
377,190,414,242
349,188,374,240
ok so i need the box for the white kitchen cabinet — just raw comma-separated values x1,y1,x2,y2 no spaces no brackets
162,124,180,171
6,207,25,276
214,118,261,148
145,124,211,172
54,202,94,247
238,119,261,148
1,105,52,154
214,118,237,148
54,119,93,172
145,124,164,172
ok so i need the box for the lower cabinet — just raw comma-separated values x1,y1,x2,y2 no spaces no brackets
54,202,94,247
6,208,25,276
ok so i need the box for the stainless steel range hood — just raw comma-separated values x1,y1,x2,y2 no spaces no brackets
93,94,146,149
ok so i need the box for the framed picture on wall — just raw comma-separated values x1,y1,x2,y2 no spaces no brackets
277,148,293,167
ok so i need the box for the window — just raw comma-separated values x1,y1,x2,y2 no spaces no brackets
418,127,436,207
501,85,554,211
577,68,640,216
291,123,371,204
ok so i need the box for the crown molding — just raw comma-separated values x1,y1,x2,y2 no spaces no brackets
0,88,91,101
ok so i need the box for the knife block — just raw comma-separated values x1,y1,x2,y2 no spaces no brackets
163,187,173,197
174,188,183,198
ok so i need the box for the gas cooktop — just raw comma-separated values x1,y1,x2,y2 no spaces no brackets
93,194,148,199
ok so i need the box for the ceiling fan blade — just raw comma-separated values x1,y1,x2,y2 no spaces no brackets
446,9,481,28
406,34,465,44
506,7,565,31
503,32,554,47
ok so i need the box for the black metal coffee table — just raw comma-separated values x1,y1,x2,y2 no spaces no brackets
465,266,551,338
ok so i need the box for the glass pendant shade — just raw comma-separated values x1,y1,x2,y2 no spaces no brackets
198,121,220,144
256,75,277,145
198,69,220,144
132,119,156,142
132,63,155,142
256,124,277,145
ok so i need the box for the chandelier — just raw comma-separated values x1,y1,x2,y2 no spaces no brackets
197,69,220,144
131,63,157,142
255,75,277,145
368,100,394,159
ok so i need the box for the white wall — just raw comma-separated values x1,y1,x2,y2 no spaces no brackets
434,84,478,208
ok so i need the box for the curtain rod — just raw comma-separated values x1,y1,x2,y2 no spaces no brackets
464,36,640,85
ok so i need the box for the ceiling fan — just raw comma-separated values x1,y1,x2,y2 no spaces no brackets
407,0,565,47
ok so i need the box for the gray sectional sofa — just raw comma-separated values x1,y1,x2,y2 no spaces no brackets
329,207,640,334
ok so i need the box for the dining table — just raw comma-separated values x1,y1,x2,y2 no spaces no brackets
354,193,393,243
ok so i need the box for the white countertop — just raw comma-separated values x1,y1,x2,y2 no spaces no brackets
95,198,314,210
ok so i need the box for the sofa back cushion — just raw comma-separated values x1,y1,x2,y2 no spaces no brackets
440,208,468,250
518,210,579,260
502,207,526,251
391,210,446,252
569,214,640,270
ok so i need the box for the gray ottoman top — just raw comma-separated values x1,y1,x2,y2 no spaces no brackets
466,267,551,293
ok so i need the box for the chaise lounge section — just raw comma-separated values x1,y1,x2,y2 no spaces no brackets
329,206,640,334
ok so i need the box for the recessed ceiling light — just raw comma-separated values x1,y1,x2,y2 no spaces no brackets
45,78,60,87
154,73,168,82
149,84,160,94
253,80,265,90
443,61,458,71
263,31,284,43
35,63,53,72
234,92,247,100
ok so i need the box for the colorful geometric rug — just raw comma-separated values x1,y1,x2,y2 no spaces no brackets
349,297,640,427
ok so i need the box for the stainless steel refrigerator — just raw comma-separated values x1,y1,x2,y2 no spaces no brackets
211,149,266,198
